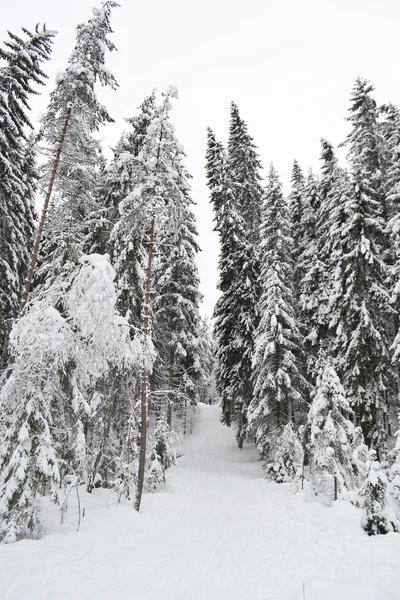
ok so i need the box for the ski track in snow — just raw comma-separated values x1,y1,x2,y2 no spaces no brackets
1,403,400,600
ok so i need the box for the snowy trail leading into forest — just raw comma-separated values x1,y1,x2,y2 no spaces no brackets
1,403,400,600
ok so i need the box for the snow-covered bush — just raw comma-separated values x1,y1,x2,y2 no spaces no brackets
265,423,303,483
145,420,180,490
359,451,398,536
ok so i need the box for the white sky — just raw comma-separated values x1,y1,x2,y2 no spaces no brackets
3,0,400,317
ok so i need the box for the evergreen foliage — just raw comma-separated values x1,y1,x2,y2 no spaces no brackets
0,25,54,364
228,102,264,245
208,131,259,447
328,170,392,448
306,357,358,496
37,2,119,283
248,165,304,456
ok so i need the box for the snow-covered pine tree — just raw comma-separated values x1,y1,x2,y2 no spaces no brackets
28,2,119,296
306,356,358,497
328,169,392,450
0,26,54,364
227,102,264,245
208,132,259,447
0,254,140,543
248,165,304,461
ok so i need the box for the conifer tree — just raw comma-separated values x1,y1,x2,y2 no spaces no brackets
0,26,54,363
205,127,227,233
328,171,392,449
287,160,305,286
150,111,202,425
342,79,386,204
228,102,264,245
94,92,157,329
152,202,202,425
25,2,119,298
298,171,329,369
248,165,304,457
197,317,217,405
208,132,259,447
306,356,358,496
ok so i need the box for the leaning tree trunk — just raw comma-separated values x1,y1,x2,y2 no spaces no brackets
135,216,156,512
21,105,72,310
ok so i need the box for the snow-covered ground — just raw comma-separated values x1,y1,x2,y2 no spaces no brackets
1,403,400,600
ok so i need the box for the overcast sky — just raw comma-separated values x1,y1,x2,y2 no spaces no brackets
3,0,400,317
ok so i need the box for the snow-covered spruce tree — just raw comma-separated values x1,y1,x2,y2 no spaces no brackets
30,2,119,294
197,317,217,405
206,127,227,233
109,87,199,509
0,26,54,364
298,170,331,374
248,165,305,467
317,139,341,263
150,108,202,429
207,131,259,447
152,214,202,427
341,79,387,219
306,356,358,497
92,92,158,330
328,166,392,450
287,160,305,289
0,254,139,543
359,450,397,536
228,102,264,245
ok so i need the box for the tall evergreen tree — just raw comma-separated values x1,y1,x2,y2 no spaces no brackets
297,171,329,370
34,2,119,289
228,102,264,245
151,108,202,425
328,170,392,449
248,165,304,456
93,92,157,329
340,79,389,237
206,127,227,233
0,26,54,364
327,79,395,449
287,160,305,287
208,131,258,447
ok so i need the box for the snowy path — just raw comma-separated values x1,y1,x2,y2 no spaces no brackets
1,403,400,600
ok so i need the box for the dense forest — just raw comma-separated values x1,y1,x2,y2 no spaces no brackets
0,1,400,546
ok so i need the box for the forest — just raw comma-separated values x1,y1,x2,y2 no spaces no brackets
1,0,400,550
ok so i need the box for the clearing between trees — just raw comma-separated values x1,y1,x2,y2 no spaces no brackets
0,403,399,600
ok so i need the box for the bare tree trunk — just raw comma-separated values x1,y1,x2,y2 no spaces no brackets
21,106,72,310
135,216,155,512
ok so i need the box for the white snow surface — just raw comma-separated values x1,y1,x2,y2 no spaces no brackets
1,403,400,600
